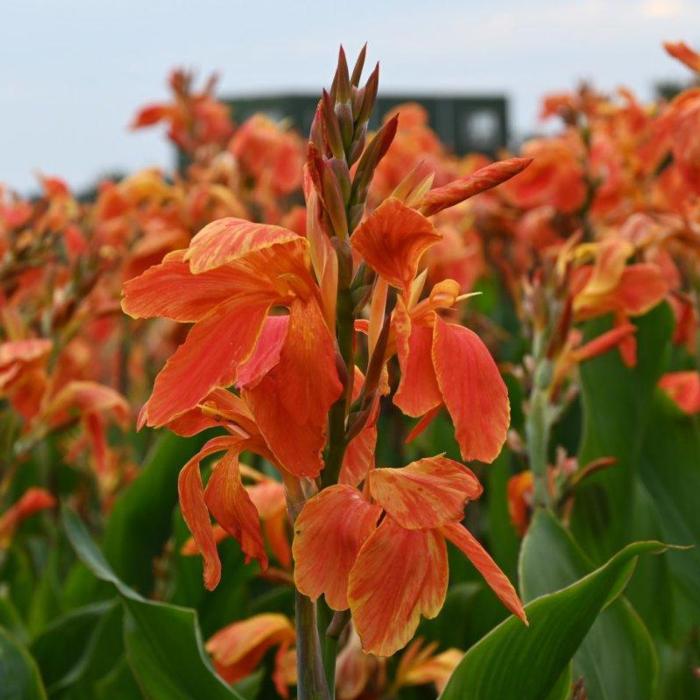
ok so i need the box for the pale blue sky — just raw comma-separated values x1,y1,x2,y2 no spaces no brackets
1,0,697,193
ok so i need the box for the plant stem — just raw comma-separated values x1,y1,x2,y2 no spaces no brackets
284,475,331,700
526,385,551,509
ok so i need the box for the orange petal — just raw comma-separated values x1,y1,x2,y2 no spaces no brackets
204,451,268,569
185,218,304,274
614,264,668,316
368,456,482,530
121,251,249,322
44,381,129,426
348,517,448,656
293,485,381,611
340,422,377,487
351,198,441,292
0,339,52,368
441,522,527,623
236,315,288,389
142,294,272,427
659,370,700,414
432,316,510,463
243,299,342,478
0,488,55,543
664,41,700,72
393,299,442,417
263,510,292,569
206,613,295,685
419,157,532,216
178,437,239,589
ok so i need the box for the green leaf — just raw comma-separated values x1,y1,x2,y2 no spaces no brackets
438,534,668,700
63,432,211,608
571,303,673,561
30,600,118,692
520,510,658,700
0,626,47,700
61,507,242,700
638,392,700,602
95,658,144,700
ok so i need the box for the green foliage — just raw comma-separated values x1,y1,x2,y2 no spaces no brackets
438,536,667,700
61,506,242,700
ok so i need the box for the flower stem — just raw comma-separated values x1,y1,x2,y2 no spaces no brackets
295,590,331,700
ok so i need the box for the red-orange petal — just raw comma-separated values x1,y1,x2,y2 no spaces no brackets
293,485,381,611
441,521,527,623
243,299,342,478
393,299,442,417
419,157,532,217
432,316,510,463
121,251,248,322
185,218,304,274
348,517,448,656
178,436,243,590
368,456,482,530
206,613,295,684
204,451,268,569
351,198,441,292
236,315,288,389
142,294,272,427
615,264,668,316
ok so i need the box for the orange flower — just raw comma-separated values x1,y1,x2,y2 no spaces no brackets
507,471,534,537
351,199,511,464
122,218,342,478
658,371,700,414
293,456,526,656
569,238,668,366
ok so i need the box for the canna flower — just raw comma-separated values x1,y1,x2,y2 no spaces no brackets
658,371,700,414
569,238,668,366
351,195,513,463
206,613,295,695
293,455,526,656
393,638,464,695
122,218,342,477
0,488,56,547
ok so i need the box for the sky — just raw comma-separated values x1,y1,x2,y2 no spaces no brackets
1,0,698,194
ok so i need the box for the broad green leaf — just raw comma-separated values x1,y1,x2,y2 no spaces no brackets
30,600,117,692
63,432,211,609
638,392,700,602
520,510,658,700
95,658,143,700
62,507,242,700
438,535,667,700
571,303,673,561
0,626,47,700
101,431,209,593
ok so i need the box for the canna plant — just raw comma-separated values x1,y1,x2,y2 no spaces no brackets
122,46,532,698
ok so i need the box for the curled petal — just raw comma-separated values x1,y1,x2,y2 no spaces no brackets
44,381,129,426
349,517,448,656
340,422,377,487
664,41,700,72
204,451,268,569
236,316,288,389
243,299,342,477
441,522,527,623
142,294,272,427
121,251,250,322
368,456,482,530
432,316,509,463
351,198,441,292
0,488,56,543
178,436,244,590
166,388,258,437
206,613,295,684
393,299,442,417
186,218,303,273
293,485,381,611
419,157,532,216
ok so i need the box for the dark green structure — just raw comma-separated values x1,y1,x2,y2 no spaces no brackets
225,93,509,156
